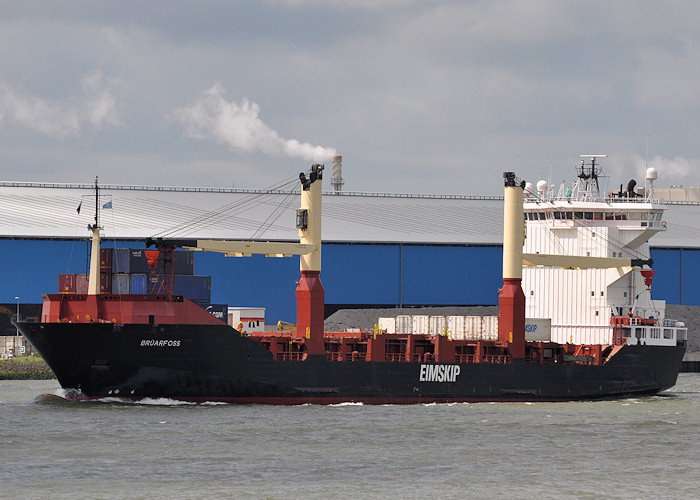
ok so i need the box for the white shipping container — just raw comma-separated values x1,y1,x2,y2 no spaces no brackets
412,315,430,335
396,315,412,334
378,317,396,334
464,316,481,340
482,316,499,341
525,318,552,342
447,316,466,340
429,316,446,336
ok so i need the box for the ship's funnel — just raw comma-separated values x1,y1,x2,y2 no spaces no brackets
331,155,344,193
499,172,526,359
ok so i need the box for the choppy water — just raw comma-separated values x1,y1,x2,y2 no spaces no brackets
1,374,699,499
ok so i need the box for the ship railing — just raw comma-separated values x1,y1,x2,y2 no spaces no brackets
663,318,683,327
455,354,511,364
412,353,435,362
326,351,366,361
385,353,407,362
484,354,510,364
276,352,305,361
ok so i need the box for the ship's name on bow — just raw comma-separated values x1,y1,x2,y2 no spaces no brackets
419,364,461,382
140,339,181,347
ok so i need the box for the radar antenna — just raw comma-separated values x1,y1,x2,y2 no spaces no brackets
577,155,607,198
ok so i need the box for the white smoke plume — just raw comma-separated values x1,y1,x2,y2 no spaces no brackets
607,151,700,186
174,83,336,162
0,70,125,138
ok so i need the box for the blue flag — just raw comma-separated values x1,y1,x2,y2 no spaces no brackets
76,201,82,214
102,201,112,209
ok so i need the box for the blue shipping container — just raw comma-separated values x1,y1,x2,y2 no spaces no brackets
205,304,228,322
173,275,211,302
173,250,195,275
130,274,147,294
113,249,131,273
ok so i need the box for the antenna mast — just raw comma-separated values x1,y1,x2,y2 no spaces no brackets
93,176,100,230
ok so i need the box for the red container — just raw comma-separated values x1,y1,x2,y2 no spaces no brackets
100,248,113,273
100,274,112,293
76,274,89,294
59,274,77,293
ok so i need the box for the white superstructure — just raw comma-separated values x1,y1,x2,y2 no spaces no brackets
522,156,686,346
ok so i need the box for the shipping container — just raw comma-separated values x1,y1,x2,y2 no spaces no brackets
58,274,77,293
395,315,412,334
173,275,211,303
412,315,429,334
464,316,480,340
112,249,131,274
76,274,89,294
205,304,228,322
447,315,465,340
378,317,396,334
173,250,195,275
112,274,130,294
130,274,147,295
100,274,112,294
482,315,499,340
429,316,446,336
100,248,112,273
129,249,150,274
525,318,552,342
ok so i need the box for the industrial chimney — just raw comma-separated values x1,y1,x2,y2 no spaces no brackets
331,155,344,193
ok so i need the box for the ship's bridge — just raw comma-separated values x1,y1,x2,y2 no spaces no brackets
523,203,666,231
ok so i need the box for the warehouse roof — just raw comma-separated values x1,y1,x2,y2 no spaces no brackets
0,181,699,247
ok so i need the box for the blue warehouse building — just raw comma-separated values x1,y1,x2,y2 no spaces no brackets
0,179,698,323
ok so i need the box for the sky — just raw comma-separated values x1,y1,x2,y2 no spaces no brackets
1,0,700,196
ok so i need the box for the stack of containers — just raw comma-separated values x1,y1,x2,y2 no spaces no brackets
59,248,211,306
377,314,501,340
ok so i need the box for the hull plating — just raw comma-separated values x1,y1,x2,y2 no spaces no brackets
17,322,686,404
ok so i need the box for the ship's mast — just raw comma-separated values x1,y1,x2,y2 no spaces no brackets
499,172,526,359
574,154,607,200
296,164,325,355
87,177,102,296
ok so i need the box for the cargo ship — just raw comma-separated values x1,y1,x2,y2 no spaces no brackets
14,158,687,403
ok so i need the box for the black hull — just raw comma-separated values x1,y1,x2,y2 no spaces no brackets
16,322,686,404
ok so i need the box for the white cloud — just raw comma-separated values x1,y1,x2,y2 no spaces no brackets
0,83,81,138
0,69,125,138
81,70,127,129
173,83,336,162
